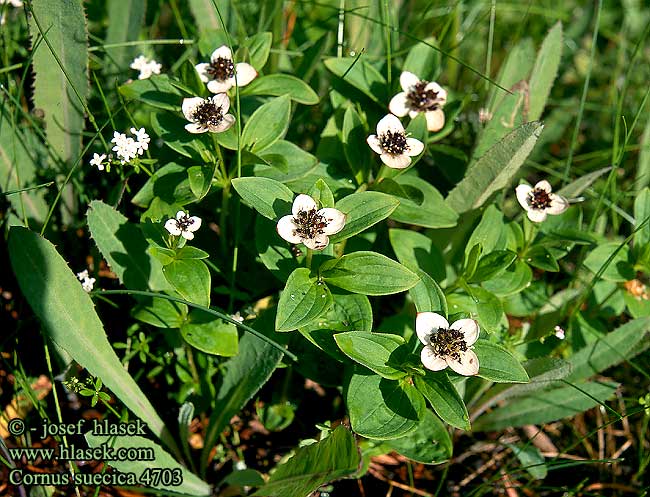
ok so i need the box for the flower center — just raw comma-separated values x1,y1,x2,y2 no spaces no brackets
176,214,195,231
429,328,467,362
527,188,552,210
206,57,235,81
406,81,442,111
192,101,224,128
379,130,408,155
293,208,327,240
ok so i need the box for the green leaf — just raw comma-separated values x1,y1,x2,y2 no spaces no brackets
29,0,88,164
469,250,517,283
119,75,183,111
201,332,283,468
103,0,146,71
335,331,408,380
505,443,547,480
386,175,458,228
232,176,294,220
482,260,532,297
342,106,370,184
162,259,211,308
181,310,239,356
188,0,229,33
151,111,204,159
320,251,419,296
86,434,210,496
131,162,195,208
634,188,650,247
415,371,470,430
472,88,526,160
241,32,272,70
347,371,425,440
466,205,508,257
252,426,360,497
188,164,216,200
409,269,448,316
242,95,291,152
487,38,535,111
473,381,619,431
307,179,334,208
324,57,386,104
299,293,373,362
525,245,559,272
0,115,48,222
445,123,544,214
402,37,440,81
255,216,300,281
329,191,400,243
175,246,210,260
384,409,451,465
87,201,170,291
473,340,529,383
558,166,611,199
241,74,318,105
583,242,635,282
8,227,178,454
276,268,333,332
528,22,563,121
390,228,446,282
132,298,188,328
566,317,650,381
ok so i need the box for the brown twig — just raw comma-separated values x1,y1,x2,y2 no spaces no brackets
367,466,434,497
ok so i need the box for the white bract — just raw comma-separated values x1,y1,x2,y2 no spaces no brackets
182,94,235,134
89,153,106,171
276,194,346,251
165,211,202,240
130,55,161,80
195,45,257,94
416,312,480,376
389,71,447,132
367,114,424,169
515,180,568,223
76,269,96,293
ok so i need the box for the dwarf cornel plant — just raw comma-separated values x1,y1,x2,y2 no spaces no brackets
2,0,650,495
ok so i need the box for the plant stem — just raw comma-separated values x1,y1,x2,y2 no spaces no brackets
305,248,313,269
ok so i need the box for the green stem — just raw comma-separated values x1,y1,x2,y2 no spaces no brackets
305,249,313,269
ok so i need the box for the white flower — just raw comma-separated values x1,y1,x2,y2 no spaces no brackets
389,71,447,132
130,55,148,71
81,277,96,292
130,55,161,80
130,127,150,155
89,153,107,171
554,326,565,340
276,194,346,251
182,94,235,134
366,114,424,169
165,211,202,240
76,270,96,293
111,131,139,164
231,312,244,323
195,45,257,93
416,312,480,376
515,180,569,223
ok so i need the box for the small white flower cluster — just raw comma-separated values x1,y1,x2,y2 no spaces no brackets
130,55,162,80
111,127,150,164
89,128,150,171
76,270,96,293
